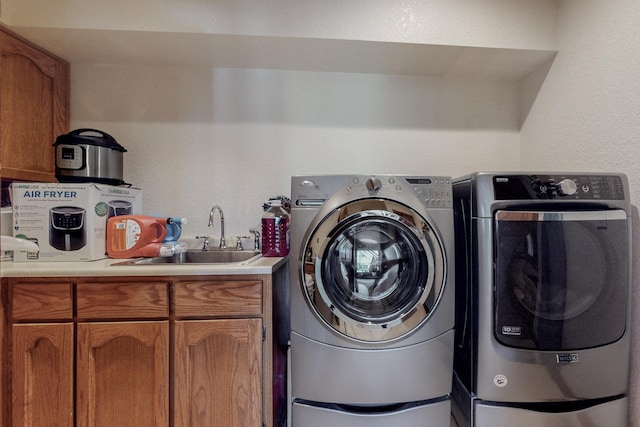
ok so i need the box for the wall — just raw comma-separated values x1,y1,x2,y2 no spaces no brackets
72,65,521,238
520,0,640,423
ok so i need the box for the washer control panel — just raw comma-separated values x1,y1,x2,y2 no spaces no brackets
341,176,452,208
292,175,453,208
493,174,626,200
405,176,452,208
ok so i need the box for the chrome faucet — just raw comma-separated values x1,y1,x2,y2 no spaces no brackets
249,228,261,251
208,205,226,249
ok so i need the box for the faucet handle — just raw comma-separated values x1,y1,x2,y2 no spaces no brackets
249,228,261,251
234,235,250,251
195,235,210,250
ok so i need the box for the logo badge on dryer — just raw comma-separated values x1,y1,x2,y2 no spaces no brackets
502,325,522,336
556,353,580,364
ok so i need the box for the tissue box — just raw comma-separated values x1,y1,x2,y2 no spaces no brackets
11,182,143,261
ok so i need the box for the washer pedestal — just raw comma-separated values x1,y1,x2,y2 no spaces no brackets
291,330,454,405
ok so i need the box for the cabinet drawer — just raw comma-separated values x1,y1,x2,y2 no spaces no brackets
174,281,262,317
12,283,73,320
77,282,169,319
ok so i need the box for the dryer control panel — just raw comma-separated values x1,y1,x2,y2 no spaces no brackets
493,174,626,201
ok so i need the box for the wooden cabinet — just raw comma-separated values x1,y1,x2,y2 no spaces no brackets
9,282,74,426
174,279,267,426
76,281,170,427
175,319,262,427
6,281,169,427
12,323,74,426
0,25,70,182
1,273,281,427
77,321,169,427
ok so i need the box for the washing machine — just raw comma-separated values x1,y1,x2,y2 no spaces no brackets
289,175,455,426
451,172,631,427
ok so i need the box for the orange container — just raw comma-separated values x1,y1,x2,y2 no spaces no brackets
106,215,167,258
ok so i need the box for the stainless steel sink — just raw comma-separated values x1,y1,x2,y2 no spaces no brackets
112,249,262,266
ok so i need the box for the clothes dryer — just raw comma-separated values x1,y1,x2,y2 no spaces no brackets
452,172,631,427
290,175,455,426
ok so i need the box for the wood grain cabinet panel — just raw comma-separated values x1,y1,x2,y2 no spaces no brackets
174,319,263,427
12,323,74,427
174,280,262,318
76,321,169,427
0,26,70,182
12,283,72,320
76,282,169,319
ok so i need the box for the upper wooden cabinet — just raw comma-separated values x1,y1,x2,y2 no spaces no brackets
0,25,70,182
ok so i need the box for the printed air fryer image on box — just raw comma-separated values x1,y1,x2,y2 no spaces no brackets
11,182,143,261
49,206,87,251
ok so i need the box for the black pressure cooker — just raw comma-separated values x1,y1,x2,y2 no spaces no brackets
54,128,127,185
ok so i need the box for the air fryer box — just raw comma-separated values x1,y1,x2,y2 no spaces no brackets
10,182,143,262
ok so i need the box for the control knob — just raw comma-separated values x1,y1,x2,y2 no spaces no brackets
365,177,382,193
556,178,578,196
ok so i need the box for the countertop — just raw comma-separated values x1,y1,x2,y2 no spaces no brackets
0,255,288,278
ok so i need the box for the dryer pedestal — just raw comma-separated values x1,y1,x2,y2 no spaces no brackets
452,374,628,427
474,397,628,427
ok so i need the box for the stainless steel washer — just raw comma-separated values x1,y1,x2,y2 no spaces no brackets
290,175,455,426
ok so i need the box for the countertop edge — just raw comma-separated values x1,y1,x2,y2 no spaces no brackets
0,255,288,277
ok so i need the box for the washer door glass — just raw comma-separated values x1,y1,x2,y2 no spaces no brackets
302,199,446,342
494,210,629,350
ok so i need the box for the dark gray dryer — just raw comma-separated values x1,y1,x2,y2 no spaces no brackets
452,172,631,427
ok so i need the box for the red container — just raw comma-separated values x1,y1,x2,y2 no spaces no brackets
261,201,290,257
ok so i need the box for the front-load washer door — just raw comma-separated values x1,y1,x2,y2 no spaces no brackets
302,198,446,343
494,209,629,351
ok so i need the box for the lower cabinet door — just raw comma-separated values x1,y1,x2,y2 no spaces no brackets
12,323,74,426
76,321,169,427
174,319,263,427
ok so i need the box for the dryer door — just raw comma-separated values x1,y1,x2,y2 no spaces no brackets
302,199,446,343
494,209,629,350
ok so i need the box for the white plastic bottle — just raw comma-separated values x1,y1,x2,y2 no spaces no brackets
261,200,290,257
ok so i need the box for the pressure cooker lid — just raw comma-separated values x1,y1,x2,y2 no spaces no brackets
53,128,127,152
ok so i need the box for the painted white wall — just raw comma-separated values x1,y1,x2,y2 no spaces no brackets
71,65,520,240
520,0,640,422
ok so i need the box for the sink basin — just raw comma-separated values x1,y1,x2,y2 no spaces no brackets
112,249,262,266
